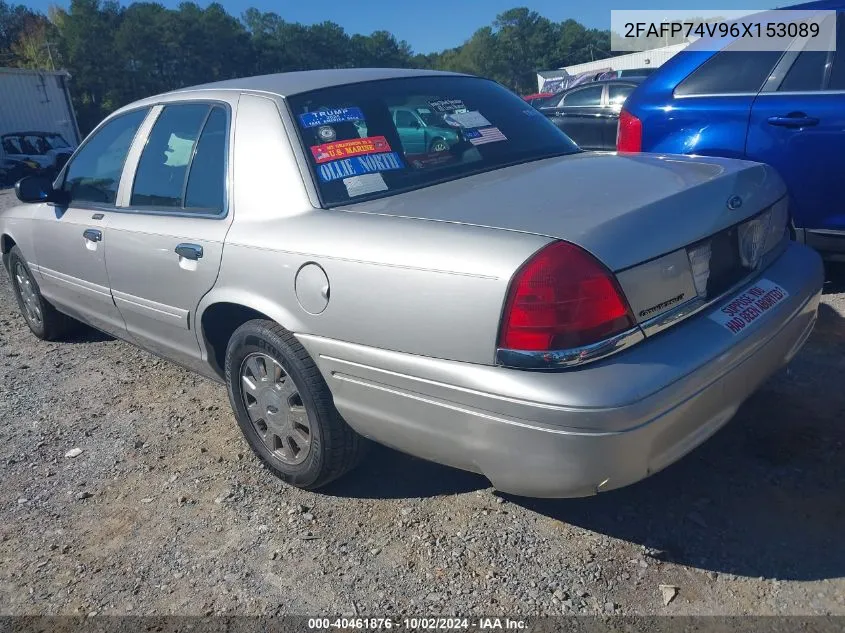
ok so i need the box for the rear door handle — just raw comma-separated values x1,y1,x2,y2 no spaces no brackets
767,114,819,128
83,228,102,242
175,243,203,260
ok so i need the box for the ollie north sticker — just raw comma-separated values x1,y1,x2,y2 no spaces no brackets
311,136,391,164
709,279,789,335
299,107,364,128
317,152,404,182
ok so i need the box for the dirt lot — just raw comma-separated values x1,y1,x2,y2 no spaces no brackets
0,189,843,617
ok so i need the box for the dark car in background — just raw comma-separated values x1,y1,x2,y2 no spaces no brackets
619,6,845,260
538,77,644,151
0,131,76,186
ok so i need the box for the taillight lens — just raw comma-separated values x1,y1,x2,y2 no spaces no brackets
498,241,636,352
617,108,642,152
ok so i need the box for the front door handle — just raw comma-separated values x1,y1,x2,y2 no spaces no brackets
767,114,819,128
175,243,203,260
83,228,102,242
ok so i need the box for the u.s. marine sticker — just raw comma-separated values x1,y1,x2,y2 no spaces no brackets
311,136,392,164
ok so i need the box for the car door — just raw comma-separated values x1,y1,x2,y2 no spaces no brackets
30,107,151,335
546,84,605,150
746,13,845,237
104,100,233,370
393,108,426,153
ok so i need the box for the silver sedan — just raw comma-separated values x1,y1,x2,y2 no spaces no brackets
0,69,824,497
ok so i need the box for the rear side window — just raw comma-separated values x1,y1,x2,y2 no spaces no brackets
607,84,635,106
288,76,579,207
828,15,845,90
131,104,209,208
63,108,149,205
562,85,602,106
676,48,783,96
184,107,227,211
778,49,829,92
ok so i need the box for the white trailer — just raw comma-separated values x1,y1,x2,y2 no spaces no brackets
0,67,80,145
537,43,690,92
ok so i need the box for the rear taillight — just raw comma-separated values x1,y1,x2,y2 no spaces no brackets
617,108,642,152
498,242,636,352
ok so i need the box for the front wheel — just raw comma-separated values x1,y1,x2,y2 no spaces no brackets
429,137,450,153
6,246,75,340
224,319,366,489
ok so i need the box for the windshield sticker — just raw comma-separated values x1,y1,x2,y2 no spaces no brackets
317,151,405,182
443,111,491,129
429,99,467,113
407,152,457,169
464,127,507,145
317,126,336,142
416,107,432,114
311,136,392,164
299,107,364,128
344,173,388,197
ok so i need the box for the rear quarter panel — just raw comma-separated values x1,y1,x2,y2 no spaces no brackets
212,210,551,365
626,50,755,158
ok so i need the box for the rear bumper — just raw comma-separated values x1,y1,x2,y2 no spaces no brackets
298,241,824,498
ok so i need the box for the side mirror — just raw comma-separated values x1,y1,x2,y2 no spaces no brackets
15,175,66,204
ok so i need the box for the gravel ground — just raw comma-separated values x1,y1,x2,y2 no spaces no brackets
0,188,843,617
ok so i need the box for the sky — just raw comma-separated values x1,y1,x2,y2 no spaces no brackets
22,0,776,54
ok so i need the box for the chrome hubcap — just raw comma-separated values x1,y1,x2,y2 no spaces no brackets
14,262,42,326
240,352,311,465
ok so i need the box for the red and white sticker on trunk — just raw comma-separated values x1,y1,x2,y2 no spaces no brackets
710,279,789,335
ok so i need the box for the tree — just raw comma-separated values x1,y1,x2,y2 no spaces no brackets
0,0,48,67
6,2,617,133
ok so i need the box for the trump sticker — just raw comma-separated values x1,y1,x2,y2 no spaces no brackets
299,107,364,128
311,136,392,164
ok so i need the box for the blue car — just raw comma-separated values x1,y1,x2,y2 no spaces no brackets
619,3,845,260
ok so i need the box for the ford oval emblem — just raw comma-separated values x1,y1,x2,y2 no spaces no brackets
727,195,743,210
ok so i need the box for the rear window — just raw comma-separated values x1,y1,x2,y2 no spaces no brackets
287,76,579,207
675,46,783,96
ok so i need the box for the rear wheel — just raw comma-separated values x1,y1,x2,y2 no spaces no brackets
6,246,76,340
224,319,366,489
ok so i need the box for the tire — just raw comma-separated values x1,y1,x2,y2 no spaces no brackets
224,319,366,489
6,245,76,341
429,137,449,153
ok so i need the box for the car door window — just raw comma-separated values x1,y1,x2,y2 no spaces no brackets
130,103,210,208
676,43,783,96
394,110,419,128
62,108,149,205
562,85,602,107
184,106,227,212
607,84,635,106
2,137,22,154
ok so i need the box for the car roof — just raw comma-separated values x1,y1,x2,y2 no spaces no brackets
559,77,644,93
167,68,469,98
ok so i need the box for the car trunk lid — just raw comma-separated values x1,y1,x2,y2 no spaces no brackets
339,151,785,272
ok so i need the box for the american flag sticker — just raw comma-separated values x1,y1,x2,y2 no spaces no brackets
464,127,507,145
